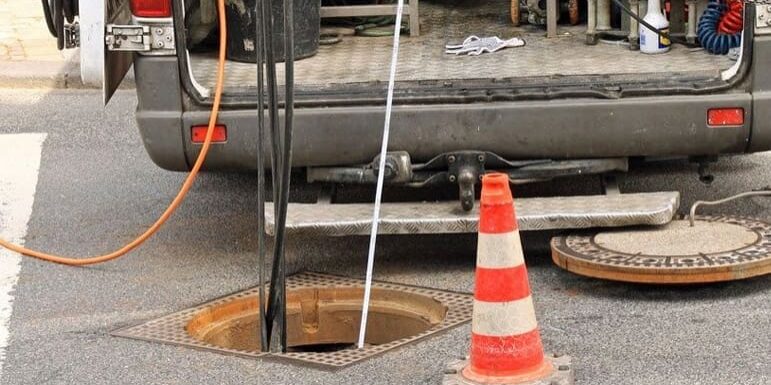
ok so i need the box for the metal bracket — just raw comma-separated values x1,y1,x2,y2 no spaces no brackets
374,151,413,184
691,156,717,185
757,4,771,34
603,174,621,195
106,25,149,51
105,24,175,52
446,152,486,211
64,22,80,49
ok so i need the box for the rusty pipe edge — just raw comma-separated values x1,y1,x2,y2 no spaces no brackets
569,0,580,25
511,0,521,26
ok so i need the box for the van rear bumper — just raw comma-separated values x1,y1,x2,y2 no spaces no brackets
134,56,758,172
178,94,753,171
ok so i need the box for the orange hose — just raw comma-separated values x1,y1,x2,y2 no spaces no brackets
0,0,228,266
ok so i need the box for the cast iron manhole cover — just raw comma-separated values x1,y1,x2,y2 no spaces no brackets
112,272,473,369
551,215,771,284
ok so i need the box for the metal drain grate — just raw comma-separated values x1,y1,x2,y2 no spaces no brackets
112,272,473,369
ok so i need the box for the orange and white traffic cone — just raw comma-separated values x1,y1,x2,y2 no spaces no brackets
444,173,574,385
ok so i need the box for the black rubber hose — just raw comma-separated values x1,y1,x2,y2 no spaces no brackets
610,0,669,39
255,0,269,353
276,0,296,353
263,0,282,204
265,0,296,354
62,0,75,23
53,0,64,49
263,0,285,352
41,0,58,37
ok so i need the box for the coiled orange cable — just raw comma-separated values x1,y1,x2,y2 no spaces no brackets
0,0,228,266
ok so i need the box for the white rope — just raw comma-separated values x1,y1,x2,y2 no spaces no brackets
357,0,405,349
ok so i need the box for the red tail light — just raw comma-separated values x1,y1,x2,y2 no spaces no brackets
707,108,744,126
191,125,227,143
130,0,172,18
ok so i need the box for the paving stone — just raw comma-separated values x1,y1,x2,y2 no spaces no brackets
0,0,83,87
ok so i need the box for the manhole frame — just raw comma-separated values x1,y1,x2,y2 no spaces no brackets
112,271,473,369
551,215,771,284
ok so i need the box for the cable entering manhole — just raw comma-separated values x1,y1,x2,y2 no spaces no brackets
187,286,447,352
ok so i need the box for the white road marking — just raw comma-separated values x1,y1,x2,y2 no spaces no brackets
0,133,47,379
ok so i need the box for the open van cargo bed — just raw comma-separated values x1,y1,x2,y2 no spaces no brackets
186,0,735,95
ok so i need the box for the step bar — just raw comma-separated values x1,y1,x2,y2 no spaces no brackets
265,192,680,236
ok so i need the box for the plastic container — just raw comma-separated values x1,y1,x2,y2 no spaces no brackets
639,0,671,54
224,0,320,63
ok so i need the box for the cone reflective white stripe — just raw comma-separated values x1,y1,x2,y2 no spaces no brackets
471,296,538,336
477,232,525,269
463,173,552,382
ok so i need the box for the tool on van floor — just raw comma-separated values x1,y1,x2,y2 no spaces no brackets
445,36,525,56
639,0,671,53
443,173,574,385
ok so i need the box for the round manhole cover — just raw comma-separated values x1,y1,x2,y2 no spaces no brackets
550,215,771,284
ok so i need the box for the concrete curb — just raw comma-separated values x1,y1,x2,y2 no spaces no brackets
0,59,80,89
0,59,136,90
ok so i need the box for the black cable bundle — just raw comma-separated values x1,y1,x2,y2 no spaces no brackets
255,0,269,352
255,0,295,352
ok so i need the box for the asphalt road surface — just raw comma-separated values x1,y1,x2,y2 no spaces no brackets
0,89,769,385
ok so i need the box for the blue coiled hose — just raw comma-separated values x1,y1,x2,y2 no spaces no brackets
698,0,742,55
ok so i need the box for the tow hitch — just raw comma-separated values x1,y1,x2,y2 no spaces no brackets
420,151,549,211
446,152,487,211
307,152,628,211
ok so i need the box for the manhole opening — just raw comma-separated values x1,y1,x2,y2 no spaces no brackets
186,287,448,353
112,272,473,368
288,343,354,353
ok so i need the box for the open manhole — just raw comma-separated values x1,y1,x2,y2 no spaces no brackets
113,272,473,368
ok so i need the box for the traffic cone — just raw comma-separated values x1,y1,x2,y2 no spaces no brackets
444,173,573,385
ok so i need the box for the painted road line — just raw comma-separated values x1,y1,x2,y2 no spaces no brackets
0,133,47,380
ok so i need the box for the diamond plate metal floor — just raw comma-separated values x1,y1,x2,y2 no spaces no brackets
264,191,680,236
189,0,733,90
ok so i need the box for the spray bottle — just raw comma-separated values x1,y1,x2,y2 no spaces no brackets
639,0,671,53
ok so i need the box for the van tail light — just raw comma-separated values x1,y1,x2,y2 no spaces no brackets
707,108,744,126
130,0,172,18
191,125,227,143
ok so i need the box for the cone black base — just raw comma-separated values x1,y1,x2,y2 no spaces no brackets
443,354,574,385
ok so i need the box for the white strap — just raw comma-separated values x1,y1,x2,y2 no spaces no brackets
357,0,405,349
